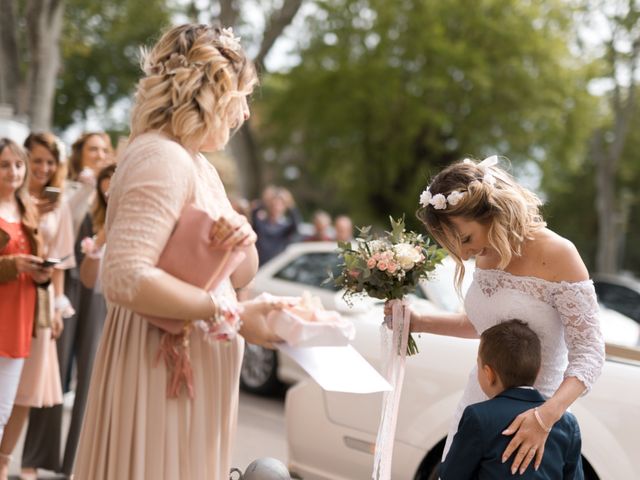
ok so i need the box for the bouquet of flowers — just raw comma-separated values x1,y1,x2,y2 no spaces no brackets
334,217,446,355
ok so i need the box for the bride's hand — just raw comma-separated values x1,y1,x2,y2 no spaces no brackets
501,406,553,474
209,213,256,249
239,296,294,349
383,300,420,331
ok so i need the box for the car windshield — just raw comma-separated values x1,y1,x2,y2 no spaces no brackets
274,252,342,291
420,259,473,312
594,281,640,324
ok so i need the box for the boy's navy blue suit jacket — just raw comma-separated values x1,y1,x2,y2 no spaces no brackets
440,387,584,479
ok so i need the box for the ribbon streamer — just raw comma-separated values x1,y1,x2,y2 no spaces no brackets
371,298,411,480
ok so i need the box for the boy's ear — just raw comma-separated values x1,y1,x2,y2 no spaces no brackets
483,364,498,386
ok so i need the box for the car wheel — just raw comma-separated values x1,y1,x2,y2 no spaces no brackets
240,343,282,395
414,439,444,480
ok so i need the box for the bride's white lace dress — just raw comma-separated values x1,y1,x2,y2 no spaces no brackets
442,268,605,459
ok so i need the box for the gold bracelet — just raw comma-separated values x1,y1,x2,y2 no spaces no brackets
208,290,220,323
534,407,552,433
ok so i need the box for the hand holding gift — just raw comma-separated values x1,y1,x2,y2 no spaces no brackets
263,291,355,347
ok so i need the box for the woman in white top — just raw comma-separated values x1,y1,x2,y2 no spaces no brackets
413,157,605,475
74,24,285,480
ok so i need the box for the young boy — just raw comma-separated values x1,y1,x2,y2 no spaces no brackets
440,319,584,479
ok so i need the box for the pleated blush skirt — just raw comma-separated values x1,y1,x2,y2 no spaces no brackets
74,304,244,480
15,327,63,408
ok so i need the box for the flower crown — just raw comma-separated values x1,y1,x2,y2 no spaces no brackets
150,27,243,76
419,155,498,210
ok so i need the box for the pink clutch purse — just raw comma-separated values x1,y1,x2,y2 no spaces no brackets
144,205,246,334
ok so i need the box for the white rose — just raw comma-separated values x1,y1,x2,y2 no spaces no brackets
394,243,422,270
446,190,464,206
431,193,447,210
419,189,432,208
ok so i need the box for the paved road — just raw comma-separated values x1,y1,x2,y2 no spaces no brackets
233,390,289,472
9,390,288,478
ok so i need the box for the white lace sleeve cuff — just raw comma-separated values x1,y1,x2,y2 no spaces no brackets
552,280,605,394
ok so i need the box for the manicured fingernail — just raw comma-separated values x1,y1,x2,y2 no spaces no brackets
502,429,509,434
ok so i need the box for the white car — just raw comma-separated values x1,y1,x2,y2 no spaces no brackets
240,242,472,394
269,246,640,479
241,243,639,396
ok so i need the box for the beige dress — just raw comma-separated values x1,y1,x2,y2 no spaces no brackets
15,201,75,407
74,132,244,480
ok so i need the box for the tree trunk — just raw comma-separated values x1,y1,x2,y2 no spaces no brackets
0,0,21,112
595,140,619,274
25,0,65,131
218,0,240,27
594,9,639,274
226,0,304,199
228,122,262,198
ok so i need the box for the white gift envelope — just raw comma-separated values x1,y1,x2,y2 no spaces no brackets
277,344,392,393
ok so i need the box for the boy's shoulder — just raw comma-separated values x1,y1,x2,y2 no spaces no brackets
463,389,581,437
462,388,545,423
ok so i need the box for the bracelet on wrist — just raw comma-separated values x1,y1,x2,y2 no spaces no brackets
208,290,220,323
533,407,552,433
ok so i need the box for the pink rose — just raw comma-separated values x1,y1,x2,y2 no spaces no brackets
367,258,377,269
349,269,360,278
387,262,398,273
377,261,388,271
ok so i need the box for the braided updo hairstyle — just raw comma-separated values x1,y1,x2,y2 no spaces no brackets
130,24,258,150
416,158,546,287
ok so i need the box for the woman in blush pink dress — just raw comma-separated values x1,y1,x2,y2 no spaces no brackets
74,24,287,480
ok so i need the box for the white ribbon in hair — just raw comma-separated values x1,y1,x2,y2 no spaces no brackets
479,155,498,167
465,155,498,185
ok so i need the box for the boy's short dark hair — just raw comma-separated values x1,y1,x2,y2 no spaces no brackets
479,319,541,389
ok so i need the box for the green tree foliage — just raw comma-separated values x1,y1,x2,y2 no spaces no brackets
54,0,172,130
544,100,640,273
258,0,595,226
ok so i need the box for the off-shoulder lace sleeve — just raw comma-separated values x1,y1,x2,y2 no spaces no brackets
101,135,195,304
551,280,605,393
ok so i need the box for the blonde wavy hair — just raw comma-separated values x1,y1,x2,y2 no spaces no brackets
416,158,546,289
130,24,258,150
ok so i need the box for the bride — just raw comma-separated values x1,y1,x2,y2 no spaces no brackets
410,156,604,475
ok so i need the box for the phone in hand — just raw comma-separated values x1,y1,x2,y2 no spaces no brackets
43,186,61,202
39,253,72,268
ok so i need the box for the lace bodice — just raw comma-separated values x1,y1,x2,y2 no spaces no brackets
468,268,604,394
443,268,605,459
101,132,236,306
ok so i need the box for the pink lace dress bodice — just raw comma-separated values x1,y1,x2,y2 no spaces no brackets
443,268,605,458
